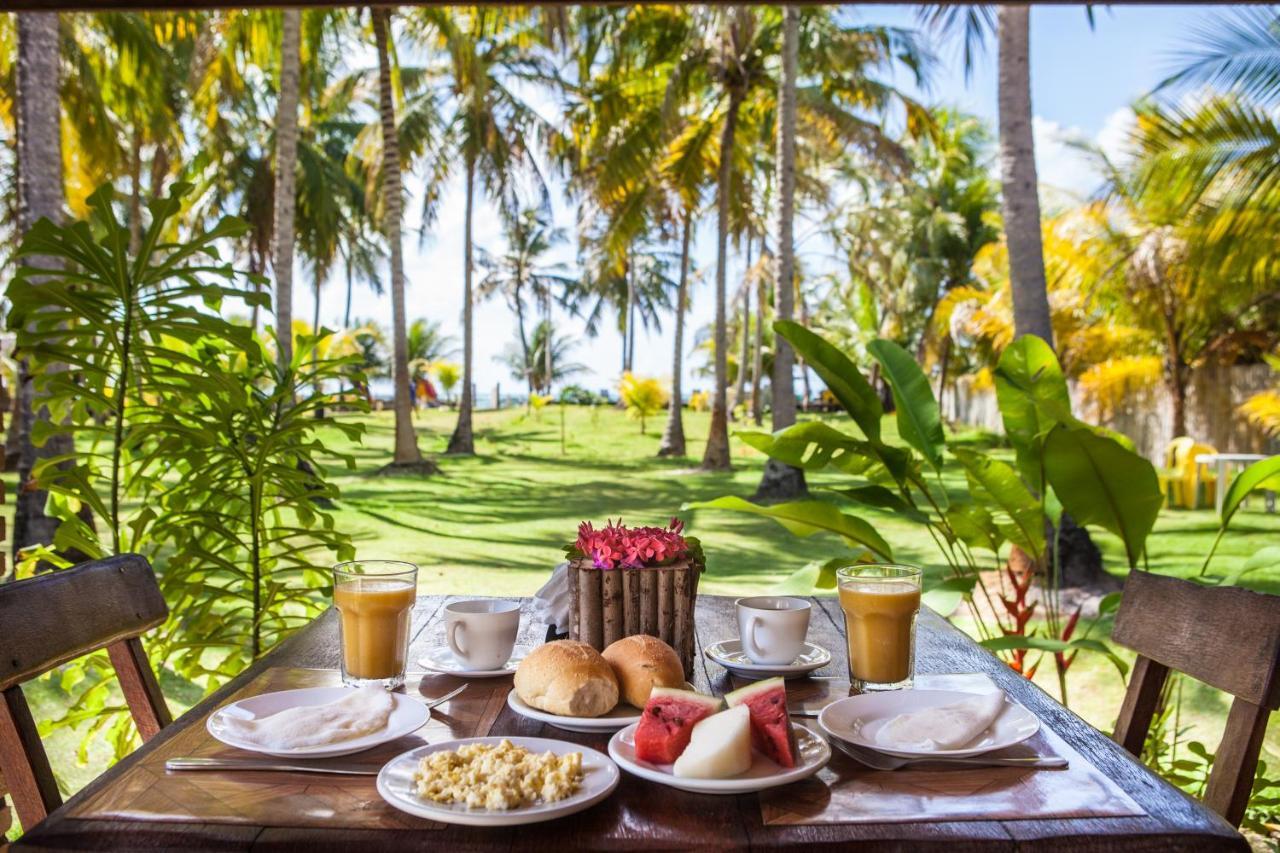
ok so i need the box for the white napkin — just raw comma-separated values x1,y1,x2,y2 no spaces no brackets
222,687,394,749
531,561,571,632
874,690,1006,751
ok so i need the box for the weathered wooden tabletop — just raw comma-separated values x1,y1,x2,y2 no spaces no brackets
16,594,1246,851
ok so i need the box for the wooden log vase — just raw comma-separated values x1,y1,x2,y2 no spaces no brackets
567,557,704,675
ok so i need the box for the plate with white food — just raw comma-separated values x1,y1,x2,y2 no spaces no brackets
419,644,530,678
818,688,1040,759
377,736,619,827
608,678,831,794
704,639,832,679
207,686,431,758
508,636,694,734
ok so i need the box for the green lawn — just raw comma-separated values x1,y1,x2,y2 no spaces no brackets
11,405,1280,824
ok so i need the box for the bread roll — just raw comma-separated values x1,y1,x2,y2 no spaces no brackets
603,634,685,709
514,640,619,717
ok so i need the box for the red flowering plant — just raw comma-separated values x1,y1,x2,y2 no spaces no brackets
566,518,704,570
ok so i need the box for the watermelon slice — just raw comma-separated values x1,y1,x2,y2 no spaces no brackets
725,676,798,768
634,686,723,765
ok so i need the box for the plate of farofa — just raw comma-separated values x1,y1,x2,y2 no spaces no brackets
376,736,619,826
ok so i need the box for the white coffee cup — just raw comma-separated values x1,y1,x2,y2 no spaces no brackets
736,596,811,665
445,600,520,671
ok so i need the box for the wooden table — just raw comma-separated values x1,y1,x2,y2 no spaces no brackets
17,595,1245,851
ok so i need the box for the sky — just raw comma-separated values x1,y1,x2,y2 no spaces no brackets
291,4,1230,403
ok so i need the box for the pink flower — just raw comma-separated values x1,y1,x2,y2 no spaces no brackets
574,518,689,569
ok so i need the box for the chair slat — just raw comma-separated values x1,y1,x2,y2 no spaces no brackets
1112,570,1280,708
0,687,58,829
1205,698,1271,828
1112,655,1169,756
0,554,167,692
107,638,172,740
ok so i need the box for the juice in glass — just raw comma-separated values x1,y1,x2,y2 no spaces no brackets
333,561,418,689
837,563,921,691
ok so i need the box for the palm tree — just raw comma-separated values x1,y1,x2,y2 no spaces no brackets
406,318,460,382
371,7,426,469
273,8,301,367
756,5,806,499
920,5,1055,345
405,7,552,456
12,12,79,555
477,208,572,401
501,320,586,395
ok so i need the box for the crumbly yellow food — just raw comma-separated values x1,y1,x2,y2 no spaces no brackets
412,739,583,811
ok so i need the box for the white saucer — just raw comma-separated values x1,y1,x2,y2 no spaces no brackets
208,687,430,758
418,645,528,678
506,689,643,733
818,688,1040,758
704,639,832,679
607,722,830,794
377,736,619,826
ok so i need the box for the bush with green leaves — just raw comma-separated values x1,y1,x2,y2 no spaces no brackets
7,183,365,757
690,321,1165,703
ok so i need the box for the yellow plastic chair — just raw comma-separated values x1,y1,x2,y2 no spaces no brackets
1159,437,1218,509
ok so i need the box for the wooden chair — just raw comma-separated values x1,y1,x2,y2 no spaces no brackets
0,554,171,831
1112,570,1280,827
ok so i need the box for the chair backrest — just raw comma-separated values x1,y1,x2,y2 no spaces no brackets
1111,570,1280,827
0,554,171,830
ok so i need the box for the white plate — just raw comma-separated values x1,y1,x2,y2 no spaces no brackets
418,645,529,678
377,736,620,826
608,722,830,794
818,688,1040,758
704,639,832,679
506,690,643,733
208,687,430,758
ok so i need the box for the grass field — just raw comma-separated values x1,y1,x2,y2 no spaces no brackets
11,405,1280,819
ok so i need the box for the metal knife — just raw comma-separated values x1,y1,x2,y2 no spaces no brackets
165,757,379,775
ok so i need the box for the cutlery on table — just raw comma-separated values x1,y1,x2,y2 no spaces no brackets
424,683,468,710
165,757,378,775
829,736,1068,771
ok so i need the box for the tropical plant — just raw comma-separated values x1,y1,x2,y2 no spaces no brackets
435,361,461,405
619,373,668,435
690,324,1163,705
500,319,585,395
406,318,459,380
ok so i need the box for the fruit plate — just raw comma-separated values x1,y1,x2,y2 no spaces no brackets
607,722,830,794
377,736,619,827
207,687,430,759
506,682,695,733
818,688,1040,758
704,639,832,679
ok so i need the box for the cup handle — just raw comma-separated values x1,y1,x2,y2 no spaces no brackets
448,621,468,657
743,616,766,661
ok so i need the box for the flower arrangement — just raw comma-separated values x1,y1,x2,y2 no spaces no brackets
564,517,705,672
571,518,692,569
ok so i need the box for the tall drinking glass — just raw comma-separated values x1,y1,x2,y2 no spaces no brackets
333,560,418,689
837,563,922,692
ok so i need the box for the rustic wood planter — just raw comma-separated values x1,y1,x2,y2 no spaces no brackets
566,557,703,674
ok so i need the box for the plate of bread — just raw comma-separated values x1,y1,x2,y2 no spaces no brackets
508,635,692,733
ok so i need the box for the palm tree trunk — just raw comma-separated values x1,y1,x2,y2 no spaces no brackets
373,7,424,467
733,237,752,417
700,90,741,472
343,254,354,328
14,12,78,557
515,288,532,406
658,215,692,457
447,158,477,454
544,295,553,396
997,5,1054,346
273,7,301,368
750,256,765,426
755,6,807,501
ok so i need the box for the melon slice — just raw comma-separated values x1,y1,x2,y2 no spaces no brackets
633,686,723,765
672,705,753,778
725,676,798,768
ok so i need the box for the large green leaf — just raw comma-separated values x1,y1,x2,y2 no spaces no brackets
1220,455,1280,529
769,557,856,595
945,503,1004,554
868,339,944,471
922,575,978,616
979,635,1129,678
828,485,927,522
737,422,911,482
684,496,893,560
952,448,1045,559
993,335,1069,490
774,320,882,441
1042,424,1162,569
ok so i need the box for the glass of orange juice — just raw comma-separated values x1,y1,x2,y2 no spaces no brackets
333,560,418,689
837,563,922,692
